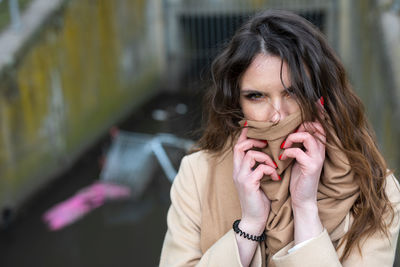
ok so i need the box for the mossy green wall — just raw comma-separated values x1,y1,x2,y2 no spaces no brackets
0,0,164,212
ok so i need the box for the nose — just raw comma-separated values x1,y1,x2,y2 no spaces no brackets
269,110,281,124
268,98,287,123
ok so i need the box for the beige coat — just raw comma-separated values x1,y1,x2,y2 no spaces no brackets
159,151,400,267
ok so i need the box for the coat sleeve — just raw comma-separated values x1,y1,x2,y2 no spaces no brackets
159,154,263,267
271,174,400,267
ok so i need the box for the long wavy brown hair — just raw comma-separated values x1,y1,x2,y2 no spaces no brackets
195,9,395,261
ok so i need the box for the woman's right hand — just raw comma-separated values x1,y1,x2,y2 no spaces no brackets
233,125,280,228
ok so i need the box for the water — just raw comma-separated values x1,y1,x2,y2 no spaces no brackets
0,91,203,267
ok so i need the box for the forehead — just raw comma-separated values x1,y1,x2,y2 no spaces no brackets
240,54,291,91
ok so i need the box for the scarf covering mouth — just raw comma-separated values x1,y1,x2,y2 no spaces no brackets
199,110,360,266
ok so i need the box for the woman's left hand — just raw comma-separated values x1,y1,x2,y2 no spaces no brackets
279,119,326,244
279,120,326,208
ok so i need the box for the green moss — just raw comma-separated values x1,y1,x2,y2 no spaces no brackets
0,0,163,210
0,0,34,32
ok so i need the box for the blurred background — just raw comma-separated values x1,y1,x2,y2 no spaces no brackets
0,0,399,266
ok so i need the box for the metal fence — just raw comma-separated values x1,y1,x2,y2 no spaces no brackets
163,0,338,89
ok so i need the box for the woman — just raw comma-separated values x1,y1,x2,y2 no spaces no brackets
159,9,400,267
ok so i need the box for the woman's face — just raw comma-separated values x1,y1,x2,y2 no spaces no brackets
239,54,300,123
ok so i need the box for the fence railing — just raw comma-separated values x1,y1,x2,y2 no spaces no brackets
163,0,337,88
0,0,32,32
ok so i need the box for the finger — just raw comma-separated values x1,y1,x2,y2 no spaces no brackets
234,138,268,168
296,121,322,135
305,121,326,144
235,126,254,163
282,132,318,153
279,147,309,165
238,126,248,143
236,138,268,151
295,121,326,142
241,150,277,170
318,96,324,108
307,121,325,137
234,139,268,160
253,164,280,181
317,97,326,120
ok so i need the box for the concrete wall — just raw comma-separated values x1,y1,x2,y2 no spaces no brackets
337,1,400,262
0,0,165,217
337,0,400,172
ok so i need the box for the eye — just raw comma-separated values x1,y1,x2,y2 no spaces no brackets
244,92,264,101
283,91,291,98
284,87,295,98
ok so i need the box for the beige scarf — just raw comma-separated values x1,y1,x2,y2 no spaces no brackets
199,111,360,266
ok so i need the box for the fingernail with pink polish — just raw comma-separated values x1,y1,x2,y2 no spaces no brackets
273,161,278,168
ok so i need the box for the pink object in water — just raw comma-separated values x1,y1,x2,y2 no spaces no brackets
42,182,131,231
109,126,120,138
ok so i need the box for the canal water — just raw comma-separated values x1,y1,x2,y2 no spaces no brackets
0,90,203,267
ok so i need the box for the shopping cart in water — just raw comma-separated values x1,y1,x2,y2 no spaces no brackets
100,131,194,197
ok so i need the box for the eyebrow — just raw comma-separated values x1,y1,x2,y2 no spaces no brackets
241,86,294,96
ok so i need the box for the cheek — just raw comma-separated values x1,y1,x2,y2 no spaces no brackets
240,100,271,121
285,99,300,113
239,99,252,119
